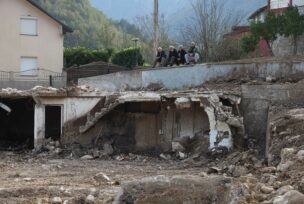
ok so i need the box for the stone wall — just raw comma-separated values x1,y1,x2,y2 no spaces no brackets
272,35,304,56
272,6,304,56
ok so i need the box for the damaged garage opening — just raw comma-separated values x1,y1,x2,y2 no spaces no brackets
104,100,211,153
25,90,243,153
93,101,162,153
0,97,35,150
80,97,220,153
45,106,62,141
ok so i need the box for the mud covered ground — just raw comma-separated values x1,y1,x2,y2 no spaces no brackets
0,147,304,204
0,152,206,204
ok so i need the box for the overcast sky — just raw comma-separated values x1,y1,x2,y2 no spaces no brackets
91,0,188,21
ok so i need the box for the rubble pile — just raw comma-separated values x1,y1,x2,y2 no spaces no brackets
113,175,232,204
268,108,304,166
34,138,162,164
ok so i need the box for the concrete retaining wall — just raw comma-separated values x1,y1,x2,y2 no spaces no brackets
242,84,304,103
79,62,304,91
241,83,304,157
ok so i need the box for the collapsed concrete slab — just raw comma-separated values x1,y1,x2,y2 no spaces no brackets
0,86,244,153
58,91,243,153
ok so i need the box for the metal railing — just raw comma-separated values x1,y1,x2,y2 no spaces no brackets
0,68,66,81
66,61,128,85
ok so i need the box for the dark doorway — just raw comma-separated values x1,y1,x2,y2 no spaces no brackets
45,106,62,141
0,97,34,150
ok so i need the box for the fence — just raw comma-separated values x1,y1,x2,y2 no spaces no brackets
66,61,128,85
0,68,66,90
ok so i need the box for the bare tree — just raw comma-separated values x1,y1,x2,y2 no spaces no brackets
180,0,243,62
135,14,172,63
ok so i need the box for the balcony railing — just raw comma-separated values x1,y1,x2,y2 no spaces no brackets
0,68,66,82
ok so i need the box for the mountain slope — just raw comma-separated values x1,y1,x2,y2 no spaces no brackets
32,0,136,49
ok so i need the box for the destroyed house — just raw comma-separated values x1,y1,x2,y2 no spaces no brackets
2,57,304,157
0,86,243,153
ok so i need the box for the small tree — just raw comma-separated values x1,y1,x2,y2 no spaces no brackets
280,6,304,54
250,12,279,55
241,35,259,54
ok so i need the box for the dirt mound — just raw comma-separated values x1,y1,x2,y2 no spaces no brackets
268,108,304,166
113,175,232,204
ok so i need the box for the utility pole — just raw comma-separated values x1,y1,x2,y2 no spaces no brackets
153,0,159,56
132,38,139,67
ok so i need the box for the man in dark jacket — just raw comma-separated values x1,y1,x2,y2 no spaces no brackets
185,42,200,64
152,47,166,68
177,45,187,65
166,46,179,66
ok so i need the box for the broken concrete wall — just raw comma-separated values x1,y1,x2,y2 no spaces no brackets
31,91,243,154
204,94,242,151
79,62,304,91
59,93,242,153
160,101,211,152
59,101,161,152
34,97,101,147
242,83,304,157
242,98,269,157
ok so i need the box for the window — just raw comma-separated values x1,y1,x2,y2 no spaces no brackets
293,0,304,6
270,0,289,9
20,57,38,76
20,17,37,36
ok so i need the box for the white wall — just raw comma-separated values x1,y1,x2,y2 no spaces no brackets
0,0,64,75
34,97,100,147
34,104,45,148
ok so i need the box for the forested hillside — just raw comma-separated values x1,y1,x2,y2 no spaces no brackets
32,0,139,49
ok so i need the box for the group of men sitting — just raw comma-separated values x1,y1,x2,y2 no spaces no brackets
152,42,200,68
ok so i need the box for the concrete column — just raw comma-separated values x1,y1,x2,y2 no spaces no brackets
204,106,233,150
34,104,45,148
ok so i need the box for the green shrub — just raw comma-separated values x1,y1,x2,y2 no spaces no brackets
241,35,259,54
111,47,144,69
64,47,112,68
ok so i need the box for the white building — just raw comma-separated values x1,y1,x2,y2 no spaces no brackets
0,0,72,89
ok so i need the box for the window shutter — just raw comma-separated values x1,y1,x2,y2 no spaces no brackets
20,57,38,76
20,17,37,36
